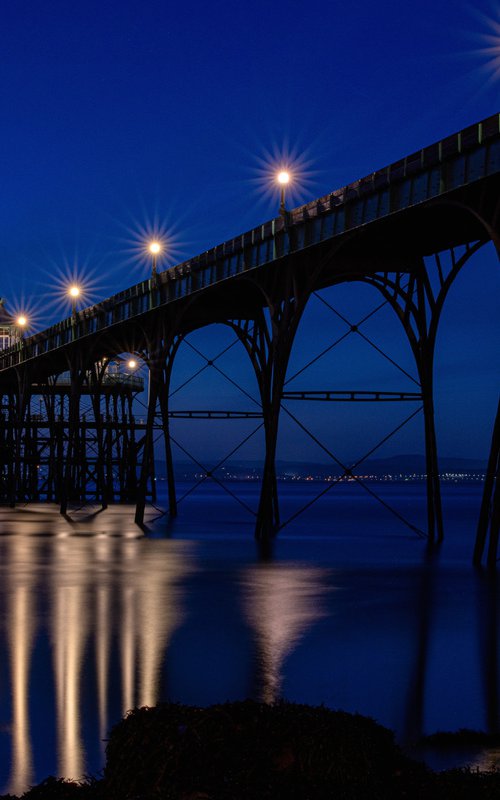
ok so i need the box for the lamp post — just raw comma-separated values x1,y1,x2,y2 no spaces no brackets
149,241,161,284
14,315,28,343
68,285,80,318
277,170,291,216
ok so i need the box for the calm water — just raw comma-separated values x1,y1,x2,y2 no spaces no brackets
0,481,498,795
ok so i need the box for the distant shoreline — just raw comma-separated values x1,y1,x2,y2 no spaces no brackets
159,472,487,483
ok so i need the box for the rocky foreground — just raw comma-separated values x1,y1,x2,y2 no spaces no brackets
2,701,500,799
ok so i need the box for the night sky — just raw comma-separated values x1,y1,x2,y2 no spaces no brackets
0,0,498,464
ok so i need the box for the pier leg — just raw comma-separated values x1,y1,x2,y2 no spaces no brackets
12,368,31,507
60,370,79,515
474,399,500,566
125,395,138,503
255,396,281,539
158,370,177,518
134,361,160,525
90,364,107,509
230,271,312,539
420,364,443,544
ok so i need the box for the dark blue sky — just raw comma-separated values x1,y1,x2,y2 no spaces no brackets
0,0,498,462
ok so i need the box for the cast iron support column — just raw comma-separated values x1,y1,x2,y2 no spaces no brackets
231,256,314,539
60,357,85,515
420,368,443,542
474,398,500,566
90,362,108,509
157,337,183,518
228,314,281,539
363,242,485,542
6,391,16,504
256,346,286,538
11,366,31,507
104,395,114,502
44,392,56,502
134,357,160,525
256,305,310,539
415,268,443,544
125,393,138,502
134,318,182,523
158,375,177,517
54,393,65,503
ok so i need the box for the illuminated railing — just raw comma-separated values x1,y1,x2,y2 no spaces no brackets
0,113,499,374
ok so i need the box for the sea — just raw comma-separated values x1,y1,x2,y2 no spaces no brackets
0,480,498,796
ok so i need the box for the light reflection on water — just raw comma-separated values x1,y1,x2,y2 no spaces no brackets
0,486,497,794
241,564,330,703
0,507,197,795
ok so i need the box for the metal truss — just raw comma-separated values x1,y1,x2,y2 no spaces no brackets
130,319,265,525
282,391,422,402
167,410,263,419
0,358,144,510
357,241,486,542
278,401,426,537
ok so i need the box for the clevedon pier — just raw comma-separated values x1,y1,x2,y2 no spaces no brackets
0,114,499,562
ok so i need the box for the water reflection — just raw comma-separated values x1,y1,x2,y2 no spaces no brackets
401,547,438,745
0,491,499,790
51,538,91,781
0,507,196,795
241,563,330,702
6,538,36,796
478,570,499,734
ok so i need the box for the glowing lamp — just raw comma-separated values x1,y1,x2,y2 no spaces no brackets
69,286,80,298
128,359,137,369
16,315,27,327
149,241,161,255
277,170,291,215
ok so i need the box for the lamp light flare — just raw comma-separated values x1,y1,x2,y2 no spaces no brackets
16,315,27,327
68,286,80,298
128,359,137,369
277,169,291,216
148,241,161,255
277,170,291,185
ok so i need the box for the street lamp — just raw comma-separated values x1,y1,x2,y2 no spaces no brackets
277,170,291,215
14,314,28,343
68,285,80,317
127,359,137,370
148,241,162,283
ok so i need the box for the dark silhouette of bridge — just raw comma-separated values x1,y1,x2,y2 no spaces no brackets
0,113,498,561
